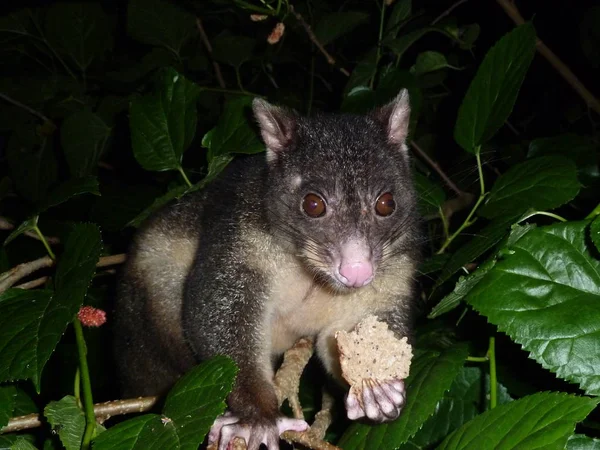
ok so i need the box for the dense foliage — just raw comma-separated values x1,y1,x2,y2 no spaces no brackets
0,0,599,449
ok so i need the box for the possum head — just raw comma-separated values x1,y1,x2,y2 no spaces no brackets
253,91,419,291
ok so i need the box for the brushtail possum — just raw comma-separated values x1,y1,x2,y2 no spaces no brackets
114,90,422,450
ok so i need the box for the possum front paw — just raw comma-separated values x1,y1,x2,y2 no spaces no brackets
209,412,309,450
345,378,406,422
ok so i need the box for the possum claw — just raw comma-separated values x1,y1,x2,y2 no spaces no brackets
345,378,406,423
276,417,309,434
209,413,308,450
209,412,238,443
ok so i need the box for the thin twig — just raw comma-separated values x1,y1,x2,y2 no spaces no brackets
0,256,54,294
196,17,227,89
410,140,464,196
289,5,350,77
0,217,60,245
94,397,159,423
441,192,476,223
282,430,341,450
496,0,600,115
304,390,334,440
15,276,49,290
0,92,54,127
431,0,469,25
0,254,126,294
1,397,159,434
274,338,314,418
97,254,127,268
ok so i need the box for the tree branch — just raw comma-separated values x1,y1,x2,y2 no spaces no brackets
274,337,314,418
431,0,470,25
15,276,49,290
2,338,338,449
0,254,126,294
0,92,55,129
410,140,464,196
196,17,227,89
1,397,159,434
0,256,54,294
496,0,600,115
289,5,350,77
0,216,60,245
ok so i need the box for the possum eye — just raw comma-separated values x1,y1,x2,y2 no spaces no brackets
375,193,395,216
302,193,326,218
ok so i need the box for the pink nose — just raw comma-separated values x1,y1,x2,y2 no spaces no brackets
339,262,374,287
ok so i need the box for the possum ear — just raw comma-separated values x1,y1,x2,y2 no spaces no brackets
253,98,297,162
371,89,411,146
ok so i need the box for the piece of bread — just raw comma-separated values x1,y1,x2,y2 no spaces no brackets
336,315,413,389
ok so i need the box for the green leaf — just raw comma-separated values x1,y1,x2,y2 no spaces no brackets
528,133,598,167
0,435,37,450
341,87,377,114
591,216,600,252
161,356,237,448
129,68,201,172
211,35,256,68
44,396,85,450
568,434,600,450
7,125,58,205
419,253,450,275
38,176,100,213
93,356,237,450
127,152,233,229
454,23,536,153
457,24,480,50
385,0,411,40
107,48,176,84
437,392,599,450
3,216,38,246
127,0,195,56
384,28,450,62
411,51,458,76
0,384,37,430
54,223,102,301
0,224,101,390
205,96,264,161
467,221,600,395
4,177,98,245
0,385,17,429
90,184,163,232
314,12,369,46
344,48,377,94
12,387,37,416
478,156,580,219
127,184,190,228
528,133,599,185
437,214,519,286
428,257,495,318
413,172,446,217
0,289,54,386
338,344,468,450
202,154,234,186
45,2,114,72
61,110,112,177
402,366,512,449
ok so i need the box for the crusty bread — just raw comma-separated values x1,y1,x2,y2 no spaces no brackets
336,315,412,390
